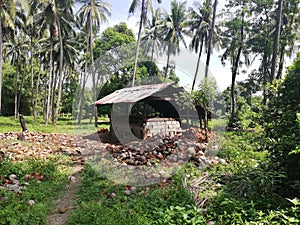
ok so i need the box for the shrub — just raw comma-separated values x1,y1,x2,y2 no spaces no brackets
264,53,300,184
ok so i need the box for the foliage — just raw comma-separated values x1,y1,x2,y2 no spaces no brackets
192,77,218,110
264,53,300,183
94,22,135,60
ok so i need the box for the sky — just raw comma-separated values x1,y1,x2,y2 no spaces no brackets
86,0,292,91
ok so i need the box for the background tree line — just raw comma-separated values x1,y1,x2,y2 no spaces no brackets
0,0,299,127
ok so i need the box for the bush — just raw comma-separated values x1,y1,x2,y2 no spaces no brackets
264,53,300,184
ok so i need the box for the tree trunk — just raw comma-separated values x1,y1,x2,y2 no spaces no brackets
204,108,208,142
151,38,155,61
132,0,145,87
30,34,35,121
0,12,3,115
191,41,204,92
17,63,26,114
204,0,218,78
14,56,20,119
276,45,285,80
34,63,41,121
77,63,88,124
45,42,54,125
88,4,98,126
230,4,244,124
19,115,28,132
270,0,283,83
164,42,171,82
53,16,64,126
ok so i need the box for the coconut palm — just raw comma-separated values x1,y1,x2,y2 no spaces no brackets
161,0,188,81
188,0,211,91
0,0,29,115
77,0,111,102
77,0,111,125
204,0,218,78
129,0,162,86
220,0,250,124
270,0,283,83
4,31,30,119
141,8,164,61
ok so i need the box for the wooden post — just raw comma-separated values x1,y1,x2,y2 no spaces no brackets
94,106,98,127
19,115,28,132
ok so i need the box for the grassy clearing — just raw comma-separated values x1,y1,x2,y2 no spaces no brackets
0,116,109,134
0,157,73,225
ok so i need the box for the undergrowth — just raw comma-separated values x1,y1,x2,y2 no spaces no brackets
0,157,72,225
68,131,300,224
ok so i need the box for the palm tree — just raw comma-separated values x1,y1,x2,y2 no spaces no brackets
4,31,29,119
221,0,250,124
52,0,77,126
204,0,218,78
77,0,111,101
129,0,162,86
270,0,283,83
36,0,76,125
161,0,188,81
36,0,64,125
141,8,163,61
0,0,29,115
188,0,211,91
77,0,111,125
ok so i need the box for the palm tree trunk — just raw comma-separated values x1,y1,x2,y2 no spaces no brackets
30,35,36,121
45,42,54,125
132,0,146,87
276,45,285,80
88,5,98,126
14,56,20,119
191,41,204,92
230,7,244,123
204,0,217,78
164,42,171,82
18,63,26,115
230,47,243,123
270,0,283,83
53,17,64,126
151,39,155,61
204,107,208,142
35,63,41,120
0,12,3,115
77,63,88,124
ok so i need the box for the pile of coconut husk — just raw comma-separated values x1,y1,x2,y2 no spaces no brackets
0,132,84,163
105,128,225,167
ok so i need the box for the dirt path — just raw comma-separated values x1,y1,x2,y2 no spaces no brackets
46,136,107,225
46,165,83,225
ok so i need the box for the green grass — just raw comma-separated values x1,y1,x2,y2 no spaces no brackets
0,116,109,134
0,157,73,225
67,165,199,225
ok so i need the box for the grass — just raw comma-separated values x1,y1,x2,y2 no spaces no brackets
67,165,198,225
1,116,299,224
0,157,73,225
0,116,109,134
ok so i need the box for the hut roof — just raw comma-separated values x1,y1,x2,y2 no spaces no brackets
95,83,179,105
